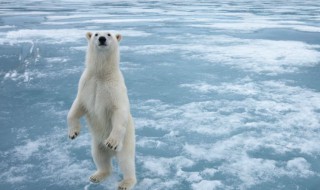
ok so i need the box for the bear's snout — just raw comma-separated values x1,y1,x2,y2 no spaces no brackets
98,36,106,45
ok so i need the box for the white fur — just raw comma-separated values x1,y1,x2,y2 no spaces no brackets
67,31,136,190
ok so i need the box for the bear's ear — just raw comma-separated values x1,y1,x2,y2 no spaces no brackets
86,32,92,40
116,34,122,42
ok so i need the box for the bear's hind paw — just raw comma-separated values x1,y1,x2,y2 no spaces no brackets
117,178,136,190
89,171,109,183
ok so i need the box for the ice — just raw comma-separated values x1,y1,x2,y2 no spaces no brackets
286,157,315,178
1,0,320,190
191,180,223,190
44,18,172,25
191,21,320,33
45,57,69,63
0,29,150,45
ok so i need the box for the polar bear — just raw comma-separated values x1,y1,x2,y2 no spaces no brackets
67,31,136,190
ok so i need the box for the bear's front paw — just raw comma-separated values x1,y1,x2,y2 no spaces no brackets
68,128,80,140
105,136,123,151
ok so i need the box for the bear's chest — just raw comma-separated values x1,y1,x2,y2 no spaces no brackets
81,78,115,115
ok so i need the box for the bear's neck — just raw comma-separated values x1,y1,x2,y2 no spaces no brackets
86,52,121,81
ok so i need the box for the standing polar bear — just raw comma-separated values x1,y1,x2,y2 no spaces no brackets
67,31,136,190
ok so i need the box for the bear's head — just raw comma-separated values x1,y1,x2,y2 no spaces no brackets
86,31,122,54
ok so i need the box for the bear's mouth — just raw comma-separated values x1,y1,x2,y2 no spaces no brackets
99,43,107,46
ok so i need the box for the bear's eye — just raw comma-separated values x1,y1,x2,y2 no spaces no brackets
95,33,98,37
107,33,111,37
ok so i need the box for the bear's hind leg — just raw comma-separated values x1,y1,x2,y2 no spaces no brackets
116,145,136,189
90,143,113,183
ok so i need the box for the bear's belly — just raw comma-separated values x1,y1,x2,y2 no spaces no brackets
80,78,114,140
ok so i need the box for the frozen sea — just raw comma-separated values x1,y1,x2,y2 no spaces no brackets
1,0,320,189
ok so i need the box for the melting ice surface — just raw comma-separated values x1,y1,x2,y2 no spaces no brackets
1,0,320,189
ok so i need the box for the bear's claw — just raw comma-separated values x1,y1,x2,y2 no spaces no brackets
69,131,79,140
105,136,122,151
117,178,136,190
89,176,99,183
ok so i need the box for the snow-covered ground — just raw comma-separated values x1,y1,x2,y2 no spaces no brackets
1,0,320,189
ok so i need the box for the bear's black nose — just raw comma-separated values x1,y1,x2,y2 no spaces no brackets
99,36,106,44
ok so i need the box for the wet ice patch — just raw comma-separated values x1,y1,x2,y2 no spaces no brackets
45,57,68,63
141,156,194,177
13,139,42,160
180,81,258,95
135,178,179,190
46,14,114,21
3,29,85,44
136,137,167,149
0,25,15,29
120,62,143,72
2,70,45,83
121,45,177,55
